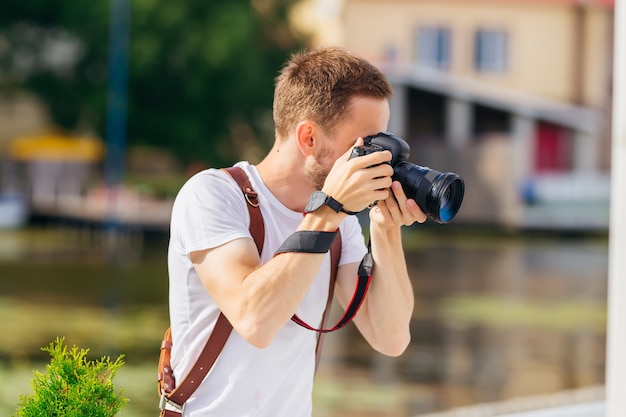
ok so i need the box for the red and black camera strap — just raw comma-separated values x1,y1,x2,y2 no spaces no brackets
290,253,372,332
275,229,373,333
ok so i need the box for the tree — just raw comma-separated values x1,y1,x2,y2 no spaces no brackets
0,0,308,167
14,338,127,417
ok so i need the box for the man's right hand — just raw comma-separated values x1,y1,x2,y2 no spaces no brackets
321,137,395,215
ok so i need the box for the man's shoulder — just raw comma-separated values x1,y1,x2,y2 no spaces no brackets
171,167,252,217
177,167,242,197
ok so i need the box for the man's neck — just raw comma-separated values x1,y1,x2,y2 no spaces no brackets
256,146,314,213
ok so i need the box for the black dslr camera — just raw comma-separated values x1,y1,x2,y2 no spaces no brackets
350,132,464,224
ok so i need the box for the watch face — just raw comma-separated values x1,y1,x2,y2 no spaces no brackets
305,191,327,213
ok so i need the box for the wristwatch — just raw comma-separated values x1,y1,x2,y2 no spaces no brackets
304,191,358,215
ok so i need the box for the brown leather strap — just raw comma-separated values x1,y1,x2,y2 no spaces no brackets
159,165,341,409
224,167,265,253
166,313,232,407
157,328,175,396
159,166,264,409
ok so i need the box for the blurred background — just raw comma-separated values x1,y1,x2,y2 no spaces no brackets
0,0,615,416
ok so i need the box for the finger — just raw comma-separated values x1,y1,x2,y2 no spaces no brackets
406,199,427,223
389,181,416,223
372,187,391,203
390,181,407,207
349,149,392,168
392,183,427,224
370,175,393,191
366,150,392,166
366,163,394,180
382,194,404,224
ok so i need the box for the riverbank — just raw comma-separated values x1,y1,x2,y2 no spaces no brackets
0,225,609,416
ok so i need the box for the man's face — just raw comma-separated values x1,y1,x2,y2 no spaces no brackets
305,96,390,190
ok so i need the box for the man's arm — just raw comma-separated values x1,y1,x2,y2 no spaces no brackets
336,181,426,357
191,205,343,349
190,146,396,348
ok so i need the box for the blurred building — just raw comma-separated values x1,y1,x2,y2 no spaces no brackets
2,131,105,209
297,0,615,230
0,130,104,229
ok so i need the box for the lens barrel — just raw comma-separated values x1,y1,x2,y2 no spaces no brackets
393,162,464,224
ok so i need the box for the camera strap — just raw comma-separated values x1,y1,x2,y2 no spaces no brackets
275,232,374,333
291,250,372,333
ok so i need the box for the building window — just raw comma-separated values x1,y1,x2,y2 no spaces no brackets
415,26,451,70
473,104,511,138
474,29,508,73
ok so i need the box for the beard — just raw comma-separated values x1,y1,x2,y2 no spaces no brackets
305,145,333,191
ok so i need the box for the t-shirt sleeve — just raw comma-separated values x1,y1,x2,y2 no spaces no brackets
338,215,368,266
170,169,251,256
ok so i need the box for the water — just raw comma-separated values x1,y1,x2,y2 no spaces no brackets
0,226,608,417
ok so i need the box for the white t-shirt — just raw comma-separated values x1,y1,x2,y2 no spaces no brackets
167,162,367,417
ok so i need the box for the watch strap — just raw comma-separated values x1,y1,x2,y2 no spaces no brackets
326,196,359,215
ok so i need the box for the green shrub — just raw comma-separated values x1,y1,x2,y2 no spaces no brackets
13,338,128,417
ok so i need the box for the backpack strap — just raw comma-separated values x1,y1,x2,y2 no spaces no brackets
158,166,341,414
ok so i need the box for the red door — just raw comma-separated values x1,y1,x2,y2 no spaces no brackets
534,122,572,173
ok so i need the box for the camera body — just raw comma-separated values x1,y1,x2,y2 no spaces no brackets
350,132,464,224
350,132,411,166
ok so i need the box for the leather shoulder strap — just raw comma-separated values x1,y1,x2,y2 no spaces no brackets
162,166,264,409
224,166,265,254
161,166,341,408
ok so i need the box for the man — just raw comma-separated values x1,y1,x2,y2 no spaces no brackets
167,46,426,416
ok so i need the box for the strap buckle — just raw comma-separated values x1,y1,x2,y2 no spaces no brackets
244,189,259,207
159,391,185,414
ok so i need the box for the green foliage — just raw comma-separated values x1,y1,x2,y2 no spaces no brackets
13,338,128,417
0,0,309,166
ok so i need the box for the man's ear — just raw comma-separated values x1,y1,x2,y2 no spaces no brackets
295,121,316,156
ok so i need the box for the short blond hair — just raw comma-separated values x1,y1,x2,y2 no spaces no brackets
273,47,392,140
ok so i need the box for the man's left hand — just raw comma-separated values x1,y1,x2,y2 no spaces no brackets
369,181,427,228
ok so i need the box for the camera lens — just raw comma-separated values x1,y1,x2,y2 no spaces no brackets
433,175,464,223
393,162,464,224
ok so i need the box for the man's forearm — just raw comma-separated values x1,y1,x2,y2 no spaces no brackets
197,206,346,348
360,224,414,355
